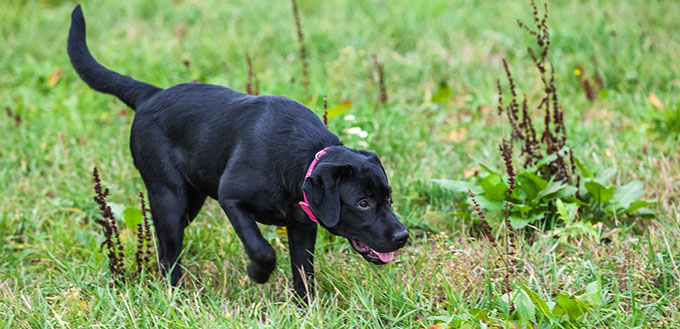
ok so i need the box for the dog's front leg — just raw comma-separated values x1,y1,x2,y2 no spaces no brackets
287,223,317,304
219,199,276,283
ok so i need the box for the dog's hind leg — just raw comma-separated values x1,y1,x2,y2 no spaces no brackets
287,223,317,304
185,184,207,224
141,171,192,286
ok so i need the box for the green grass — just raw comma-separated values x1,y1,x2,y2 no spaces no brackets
1,0,679,327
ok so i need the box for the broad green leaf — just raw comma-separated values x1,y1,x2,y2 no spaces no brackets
431,179,482,194
585,180,614,203
556,294,585,321
557,185,578,199
123,207,143,230
521,286,554,319
468,308,489,322
513,289,536,324
612,180,643,209
513,203,533,216
509,215,532,229
585,280,601,302
475,160,501,176
625,200,656,213
595,168,617,184
475,195,505,213
548,300,562,319
480,173,509,202
518,171,548,190
516,175,540,201
636,207,656,216
509,184,523,201
573,156,592,178
564,196,588,206
536,181,569,199
527,153,558,173
575,280,601,307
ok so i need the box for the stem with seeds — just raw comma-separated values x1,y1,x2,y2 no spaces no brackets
291,0,309,96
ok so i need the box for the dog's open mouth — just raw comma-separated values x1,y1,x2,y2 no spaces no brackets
349,238,394,264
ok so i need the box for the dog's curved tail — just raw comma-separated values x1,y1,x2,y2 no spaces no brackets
67,4,161,110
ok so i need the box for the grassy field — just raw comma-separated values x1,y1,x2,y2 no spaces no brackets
1,0,679,327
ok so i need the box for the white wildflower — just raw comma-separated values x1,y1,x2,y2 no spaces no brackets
346,127,369,138
347,127,362,135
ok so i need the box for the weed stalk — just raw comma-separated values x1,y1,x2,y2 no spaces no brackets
133,192,154,277
246,52,257,95
498,0,575,184
291,0,310,96
92,167,126,282
372,54,388,104
323,96,328,127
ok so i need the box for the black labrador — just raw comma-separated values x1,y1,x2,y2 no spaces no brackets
67,5,408,303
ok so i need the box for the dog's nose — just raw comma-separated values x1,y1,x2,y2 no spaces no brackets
392,230,409,248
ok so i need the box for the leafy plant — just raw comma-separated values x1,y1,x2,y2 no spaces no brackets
435,154,653,229
92,167,125,280
435,0,653,231
436,153,576,229
574,160,655,220
92,167,155,282
430,281,602,328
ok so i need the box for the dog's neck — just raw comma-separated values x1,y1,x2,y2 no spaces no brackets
298,147,331,223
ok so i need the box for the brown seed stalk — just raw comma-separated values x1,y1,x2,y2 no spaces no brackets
373,54,388,104
92,167,125,282
291,0,309,96
246,52,255,95
323,96,328,127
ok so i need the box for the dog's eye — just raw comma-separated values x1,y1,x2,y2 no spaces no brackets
358,200,370,208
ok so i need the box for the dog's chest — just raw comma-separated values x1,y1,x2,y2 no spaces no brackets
252,208,290,225
247,195,308,226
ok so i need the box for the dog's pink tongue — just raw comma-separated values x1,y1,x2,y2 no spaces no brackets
374,250,394,262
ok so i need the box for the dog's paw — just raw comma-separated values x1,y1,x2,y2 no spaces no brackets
247,260,275,284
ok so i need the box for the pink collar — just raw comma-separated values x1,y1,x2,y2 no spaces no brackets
299,147,330,223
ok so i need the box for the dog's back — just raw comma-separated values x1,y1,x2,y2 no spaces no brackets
130,82,337,199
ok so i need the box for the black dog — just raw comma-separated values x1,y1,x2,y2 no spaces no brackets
67,5,408,303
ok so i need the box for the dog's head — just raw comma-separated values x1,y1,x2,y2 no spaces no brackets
302,147,408,264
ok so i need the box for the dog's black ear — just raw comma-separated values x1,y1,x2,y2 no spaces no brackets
302,163,352,228
358,150,387,177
